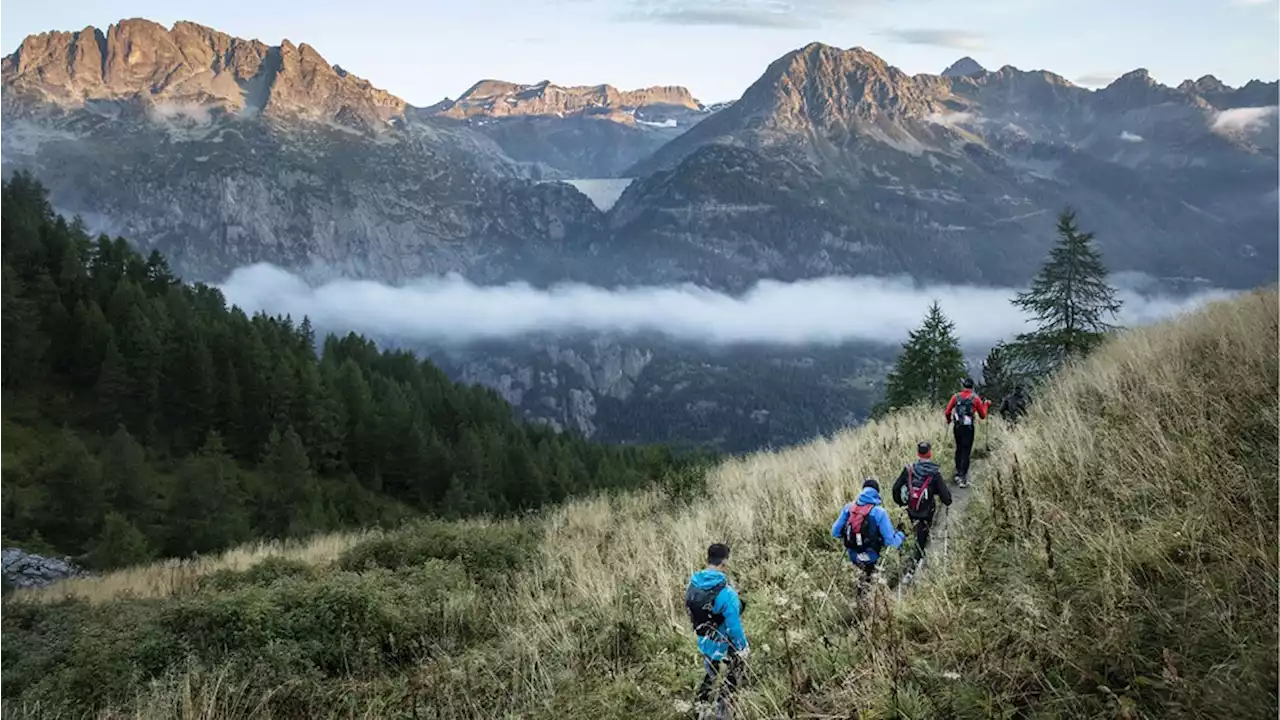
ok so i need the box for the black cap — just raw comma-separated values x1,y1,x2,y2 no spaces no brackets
962,377,974,389
707,543,731,566
917,441,932,456
862,477,880,492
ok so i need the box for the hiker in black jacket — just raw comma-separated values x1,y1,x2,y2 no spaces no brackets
892,441,953,566
999,384,1029,425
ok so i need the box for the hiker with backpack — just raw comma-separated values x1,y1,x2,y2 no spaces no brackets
944,378,989,487
831,478,906,588
892,441,952,568
1000,383,1029,425
685,543,749,717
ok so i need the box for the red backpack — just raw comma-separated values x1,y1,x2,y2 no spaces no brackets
906,464,931,513
841,502,882,552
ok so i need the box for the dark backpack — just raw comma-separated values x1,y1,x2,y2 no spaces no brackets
685,579,726,637
952,393,976,424
841,503,882,553
906,460,939,517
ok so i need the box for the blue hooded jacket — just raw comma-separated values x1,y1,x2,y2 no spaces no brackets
687,568,748,660
831,487,905,564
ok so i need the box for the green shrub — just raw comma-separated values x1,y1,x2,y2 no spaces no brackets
337,519,537,585
199,556,319,592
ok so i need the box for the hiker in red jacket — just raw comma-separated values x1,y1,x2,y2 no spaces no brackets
944,378,989,487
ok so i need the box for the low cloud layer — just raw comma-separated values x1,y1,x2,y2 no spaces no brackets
1119,130,1144,142
880,28,986,50
1211,106,1278,134
218,265,1232,349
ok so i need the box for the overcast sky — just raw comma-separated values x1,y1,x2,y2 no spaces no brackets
3,0,1277,105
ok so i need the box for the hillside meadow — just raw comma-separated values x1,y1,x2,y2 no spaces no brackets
3,288,1276,719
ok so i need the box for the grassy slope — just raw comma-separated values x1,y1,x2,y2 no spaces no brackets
3,289,1275,719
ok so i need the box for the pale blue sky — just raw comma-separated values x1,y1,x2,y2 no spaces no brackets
3,0,1276,105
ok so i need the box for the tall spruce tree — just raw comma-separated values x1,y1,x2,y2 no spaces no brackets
1010,209,1122,375
879,301,967,414
978,342,1017,407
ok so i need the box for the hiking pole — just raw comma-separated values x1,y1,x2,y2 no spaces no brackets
943,505,950,567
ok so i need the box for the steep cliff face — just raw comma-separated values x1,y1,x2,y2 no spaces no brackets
429,337,891,451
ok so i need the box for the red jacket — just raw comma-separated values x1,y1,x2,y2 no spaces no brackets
945,389,989,425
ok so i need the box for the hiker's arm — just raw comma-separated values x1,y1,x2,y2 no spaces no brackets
831,505,850,538
977,396,989,419
876,507,905,548
719,587,748,651
944,394,956,423
891,468,908,506
935,473,953,506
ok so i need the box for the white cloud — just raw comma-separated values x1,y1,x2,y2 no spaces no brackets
621,0,865,28
1119,130,1144,142
880,28,987,51
217,265,1232,349
1076,73,1118,88
148,101,214,125
1211,106,1279,134
927,111,978,128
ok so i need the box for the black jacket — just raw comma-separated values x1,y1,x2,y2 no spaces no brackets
892,459,952,520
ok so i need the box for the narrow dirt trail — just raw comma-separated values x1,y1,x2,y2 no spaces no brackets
895,455,986,593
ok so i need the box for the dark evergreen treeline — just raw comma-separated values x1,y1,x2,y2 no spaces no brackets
0,172,704,568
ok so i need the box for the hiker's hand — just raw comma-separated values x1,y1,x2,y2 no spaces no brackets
736,647,750,661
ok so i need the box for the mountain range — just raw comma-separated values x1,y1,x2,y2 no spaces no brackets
3,18,1276,448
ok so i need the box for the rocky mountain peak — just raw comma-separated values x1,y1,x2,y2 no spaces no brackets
1097,67,1193,110
434,79,702,121
2,18,405,131
1179,74,1229,95
741,41,948,131
942,56,986,78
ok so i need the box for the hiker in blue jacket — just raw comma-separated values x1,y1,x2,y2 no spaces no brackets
832,479,905,586
685,543,748,716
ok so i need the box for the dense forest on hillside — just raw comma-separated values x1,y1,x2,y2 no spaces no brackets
0,173,704,569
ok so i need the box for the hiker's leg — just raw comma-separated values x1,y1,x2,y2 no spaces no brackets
916,519,931,554
955,425,975,477
697,656,720,703
713,655,745,719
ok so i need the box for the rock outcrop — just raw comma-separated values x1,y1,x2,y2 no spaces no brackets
2,548,89,589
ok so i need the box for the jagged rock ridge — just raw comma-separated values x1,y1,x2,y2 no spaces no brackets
428,78,714,177
2,19,404,131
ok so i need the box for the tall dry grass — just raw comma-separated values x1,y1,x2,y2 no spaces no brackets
885,287,1280,718
9,530,380,604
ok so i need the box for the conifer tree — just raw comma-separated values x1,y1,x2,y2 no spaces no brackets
260,426,320,537
1010,209,1122,375
168,432,249,557
978,342,1017,407
100,425,154,525
95,340,132,433
87,512,152,569
879,301,967,413
34,430,106,553
1,264,47,387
